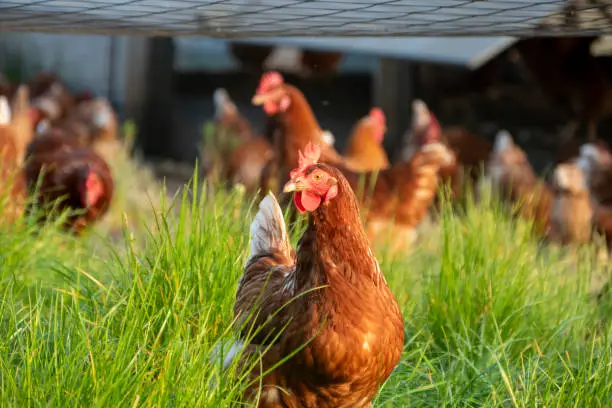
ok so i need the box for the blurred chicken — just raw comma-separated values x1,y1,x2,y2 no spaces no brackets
343,142,455,251
515,37,612,142
550,162,593,245
203,88,275,193
300,49,344,78
405,100,492,181
576,142,612,206
0,97,25,221
24,130,114,234
554,137,609,164
488,130,553,237
52,97,119,148
29,80,75,130
343,107,390,172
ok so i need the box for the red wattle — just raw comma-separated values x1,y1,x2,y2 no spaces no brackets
294,191,321,213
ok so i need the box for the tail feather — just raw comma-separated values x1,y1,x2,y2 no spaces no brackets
0,96,11,125
321,130,335,146
246,192,291,267
213,88,236,118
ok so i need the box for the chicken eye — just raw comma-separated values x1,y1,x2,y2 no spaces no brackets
312,173,323,182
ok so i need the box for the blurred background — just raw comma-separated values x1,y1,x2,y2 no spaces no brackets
3,0,612,187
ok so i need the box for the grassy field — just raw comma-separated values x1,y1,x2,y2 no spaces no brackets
0,132,611,407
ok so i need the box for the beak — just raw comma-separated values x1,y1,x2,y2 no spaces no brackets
251,94,267,106
283,180,298,193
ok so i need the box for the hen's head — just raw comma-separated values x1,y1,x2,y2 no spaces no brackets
252,71,291,116
411,99,440,146
77,165,105,208
368,107,386,143
553,162,588,195
488,130,531,184
283,142,339,213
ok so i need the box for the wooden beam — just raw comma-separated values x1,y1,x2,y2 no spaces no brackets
372,58,415,161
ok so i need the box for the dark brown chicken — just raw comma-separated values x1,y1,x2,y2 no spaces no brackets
488,130,553,237
300,49,344,78
24,130,114,234
228,143,404,407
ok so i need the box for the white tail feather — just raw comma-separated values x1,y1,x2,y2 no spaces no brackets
321,130,335,146
493,130,514,153
213,88,236,118
0,96,10,125
246,192,291,268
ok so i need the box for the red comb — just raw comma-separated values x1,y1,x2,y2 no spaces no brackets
369,107,385,124
257,71,284,95
289,142,321,179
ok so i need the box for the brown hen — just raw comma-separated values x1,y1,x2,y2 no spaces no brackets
343,107,390,172
550,162,593,245
0,97,26,221
229,143,403,407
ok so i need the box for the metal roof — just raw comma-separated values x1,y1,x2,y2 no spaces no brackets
0,0,610,37
233,36,518,69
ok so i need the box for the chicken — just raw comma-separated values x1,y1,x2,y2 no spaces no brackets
9,85,35,163
229,142,404,407
225,138,274,195
253,73,452,247
24,130,114,234
56,97,119,147
406,100,492,182
29,81,75,130
203,88,257,181
252,71,357,199
0,96,25,221
515,37,612,142
203,88,274,192
300,49,344,78
402,100,462,205
343,107,390,172
488,130,553,237
343,142,455,251
554,138,609,165
575,142,612,206
549,162,593,245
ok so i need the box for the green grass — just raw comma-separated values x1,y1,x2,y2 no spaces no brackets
0,137,611,407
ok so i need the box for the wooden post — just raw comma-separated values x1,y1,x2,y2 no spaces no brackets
373,58,415,161
111,36,175,158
